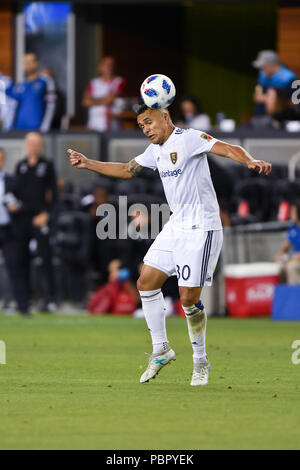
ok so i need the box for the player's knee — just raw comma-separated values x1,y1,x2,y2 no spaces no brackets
137,276,149,292
180,290,199,307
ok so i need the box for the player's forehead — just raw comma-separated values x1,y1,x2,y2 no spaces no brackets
137,109,158,125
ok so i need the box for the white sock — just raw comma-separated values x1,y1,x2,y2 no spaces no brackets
181,300,207,365
139,289,169,355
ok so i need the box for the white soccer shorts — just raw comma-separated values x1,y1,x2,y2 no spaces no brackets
143,221,223,287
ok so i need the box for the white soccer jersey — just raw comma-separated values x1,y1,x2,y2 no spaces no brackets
135,127,222,231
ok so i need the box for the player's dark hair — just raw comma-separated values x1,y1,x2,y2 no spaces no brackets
135,104,150,116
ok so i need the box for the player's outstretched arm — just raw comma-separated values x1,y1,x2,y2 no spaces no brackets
67,149,143,179
210,141,272,175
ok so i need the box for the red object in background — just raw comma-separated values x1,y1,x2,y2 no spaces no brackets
112,290,136,315
237,200,250,217
87,281,136,315
173,299,185,317
225,273,280,317
277,201,290,221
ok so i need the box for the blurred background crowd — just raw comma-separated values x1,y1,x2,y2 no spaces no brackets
1,0,300,317
1,49,300,134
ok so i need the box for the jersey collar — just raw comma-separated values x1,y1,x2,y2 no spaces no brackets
160,126,178,147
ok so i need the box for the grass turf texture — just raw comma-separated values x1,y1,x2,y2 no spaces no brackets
0,314,299,450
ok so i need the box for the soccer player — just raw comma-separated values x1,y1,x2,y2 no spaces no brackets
67,105,272,386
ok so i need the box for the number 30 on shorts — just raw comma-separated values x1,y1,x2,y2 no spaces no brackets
176,264,191,281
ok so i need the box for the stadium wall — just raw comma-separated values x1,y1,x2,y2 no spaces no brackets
0,6,13,76
278,6,300,79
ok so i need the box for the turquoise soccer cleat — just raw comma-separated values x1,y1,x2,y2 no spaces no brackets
140,348,176,383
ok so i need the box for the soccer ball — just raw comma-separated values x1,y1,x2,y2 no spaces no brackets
140,74,176,109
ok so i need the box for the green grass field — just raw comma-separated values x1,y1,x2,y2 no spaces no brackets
0,313,299,450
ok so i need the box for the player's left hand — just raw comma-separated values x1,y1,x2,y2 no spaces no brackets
247,159,272,175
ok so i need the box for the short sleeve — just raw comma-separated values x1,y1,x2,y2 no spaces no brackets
135,145,157,171
184,128,218,157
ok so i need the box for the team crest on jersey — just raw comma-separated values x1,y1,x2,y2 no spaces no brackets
170,152,178,165
36,163,47,177
201,133,213,141
20,163,28,174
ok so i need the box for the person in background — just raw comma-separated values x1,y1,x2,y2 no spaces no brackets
107,259,139,305
88,181,119,287
87,258,139,315
14,132,57,313
176,95,211,131
0,148,30,315
82,56,126,131
252,50,297,116
264,87,297,129
40,68,65,130
274,201,300,284
4,53,57,131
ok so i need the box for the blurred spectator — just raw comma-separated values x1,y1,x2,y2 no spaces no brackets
88,180,120,286
274,201,300,284
249,87,298,130
120,207,153,281
4,53,57,131
0,148,28,315
87,258,138,315
56,177,74,198
82,56,126,131
0,74,18,131
40,68,65,130
264,87,297,129
14,132,57,312
120,205,178,316
252,50,297,116
176,95,211,131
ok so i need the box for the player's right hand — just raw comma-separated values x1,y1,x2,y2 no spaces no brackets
67,149,88,169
